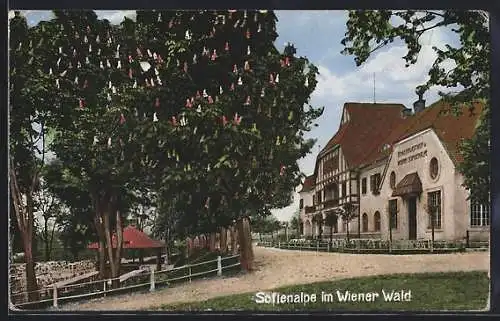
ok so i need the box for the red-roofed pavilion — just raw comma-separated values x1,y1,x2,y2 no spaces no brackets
88,225,165,271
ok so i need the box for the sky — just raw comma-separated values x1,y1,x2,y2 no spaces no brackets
11,10,461,222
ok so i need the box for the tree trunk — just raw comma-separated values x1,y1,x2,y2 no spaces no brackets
44,219,50,261
98,240,106,277
330,228,333,245
164,227,171,265
93,194,108,279
24,196,39,302
186,237,191,257
113,208,124,288
199,235,203,249
237,217,254,271
10,167,39,302
220,227,227,254
94,213,107,279
103,202,123,289
24,241,39,303
139,249,144,264
103,209,116,286
231,226,238,254
209,232,217,251
48,222,56,262
346,223,350,241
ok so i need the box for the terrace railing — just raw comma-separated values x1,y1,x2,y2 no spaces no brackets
257,238,485,253
10,254,241,310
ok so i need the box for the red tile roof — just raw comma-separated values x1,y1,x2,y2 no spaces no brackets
363,100,484,166
87,225,165,249
299,174,316,193
317,103,406,170
315,100,483,174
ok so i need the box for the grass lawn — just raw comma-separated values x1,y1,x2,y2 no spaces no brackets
154,271,489,312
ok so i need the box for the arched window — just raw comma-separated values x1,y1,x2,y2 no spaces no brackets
374,211,381,232
390,171,396,189
362,213,368,232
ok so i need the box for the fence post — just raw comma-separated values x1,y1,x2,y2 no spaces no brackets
103,280,107,297
150,268,155,292
278,241,280,249
327,242,330,252
189,265,192,283
52,285,58,308
217,256,222,277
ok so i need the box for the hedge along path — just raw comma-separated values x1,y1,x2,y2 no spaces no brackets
59,246,489,311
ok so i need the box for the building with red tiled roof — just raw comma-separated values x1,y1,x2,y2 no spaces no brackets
88,225,165,270
299,94,488,242
87,225,165,249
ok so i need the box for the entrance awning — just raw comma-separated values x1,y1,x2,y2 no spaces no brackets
392,172,422,197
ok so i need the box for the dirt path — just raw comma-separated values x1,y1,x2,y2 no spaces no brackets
59,246,489,311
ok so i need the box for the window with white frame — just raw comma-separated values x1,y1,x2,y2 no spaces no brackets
470,201,489,227
427,191,442,229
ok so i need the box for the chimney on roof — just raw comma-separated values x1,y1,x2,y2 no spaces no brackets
413,88,426,113
401,108,413,118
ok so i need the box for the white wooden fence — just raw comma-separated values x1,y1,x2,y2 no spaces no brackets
10,254,240,309
258,239,475,252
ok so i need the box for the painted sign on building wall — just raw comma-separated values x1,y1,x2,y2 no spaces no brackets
397,142,428,166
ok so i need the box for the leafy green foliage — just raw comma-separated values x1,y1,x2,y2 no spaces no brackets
43,160,97,257
10,12,44,190
129,10,323,235
13,10,323,252
457,102,490,205
336,202,358,224
289,209,302,234
251,214,281,235
341,10,489,98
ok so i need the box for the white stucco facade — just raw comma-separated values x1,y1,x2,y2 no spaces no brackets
379,129,463,241
299,128,489,242
299,188,314,237
358,161,386,237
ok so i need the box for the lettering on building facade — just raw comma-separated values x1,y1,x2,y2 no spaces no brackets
397,142,427,166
